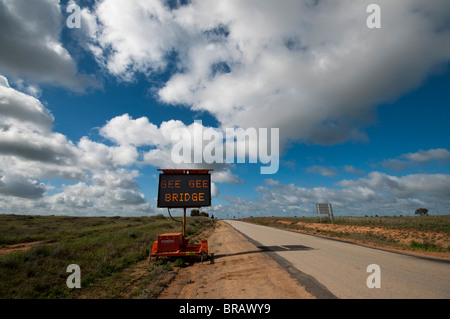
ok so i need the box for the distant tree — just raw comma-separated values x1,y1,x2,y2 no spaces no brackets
415,208,429,216
199,212,209,217
190,209,200,217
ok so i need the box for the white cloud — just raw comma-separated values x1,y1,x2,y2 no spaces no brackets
87,0,450,148
336,172,450,199
77,137,139,169
0,80,82,182
306,165,337,177
403,148,450,163
88,0,183,81
0,171,47,199
100,113,242,182
0,124,77,165
0,75,9,87
92,169,140,190
343,165,365,175
47,180,151,213
0,75,232,214
0,82,54,132
99,114,164,146
0,75,149,216
0,0,98,91
382,148,450,170
264,179,280,187
0,81,140,176
2,1,449,217
213,171,450,218
211,169,243,184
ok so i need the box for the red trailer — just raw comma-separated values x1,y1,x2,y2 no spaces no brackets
150,232,210,263
149,169,214,264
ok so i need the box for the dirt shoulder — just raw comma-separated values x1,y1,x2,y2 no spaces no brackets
158,220,315,299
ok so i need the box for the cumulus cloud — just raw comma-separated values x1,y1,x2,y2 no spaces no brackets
50,180,147,208
336,172,450,199
0,75,226,213
306,165,337,177
0,75,148,215
212,171,450,218
100,113,242,183
343,165,365,175
0,171,46,199
382,148,450,170
0,80,54,132
0,75,9,87
402,148,450,163
2,1,449,217
92,169,140,189
0,78,81,177
0,78,140,178
0,0,98,91
86,0,450,148
100,114,164,146
211,169,243,184
76,137,139,169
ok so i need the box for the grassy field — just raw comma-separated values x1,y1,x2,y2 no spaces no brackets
242,215,450,253
0,214,216,299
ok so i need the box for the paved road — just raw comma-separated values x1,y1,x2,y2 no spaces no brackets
226,220,450,299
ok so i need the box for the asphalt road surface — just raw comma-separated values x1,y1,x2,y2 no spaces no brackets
226,220,450,299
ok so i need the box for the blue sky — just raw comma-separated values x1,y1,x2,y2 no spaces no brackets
0,0,449,218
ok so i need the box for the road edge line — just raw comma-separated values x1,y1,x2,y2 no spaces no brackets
225,221,338,299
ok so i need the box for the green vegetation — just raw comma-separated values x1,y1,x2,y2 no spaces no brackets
243,215,450,233
414,208,429,216
0,214,216,299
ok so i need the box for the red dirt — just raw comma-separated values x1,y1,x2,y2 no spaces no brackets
0,241,46,256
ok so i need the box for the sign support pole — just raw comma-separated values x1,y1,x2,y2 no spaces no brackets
183,207,186,237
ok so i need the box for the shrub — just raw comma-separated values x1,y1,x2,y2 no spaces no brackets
173,258,185,267
190,209,200,217
0,252,25,269
415,208,429,216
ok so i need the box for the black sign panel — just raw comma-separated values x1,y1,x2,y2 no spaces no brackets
157,174,211,208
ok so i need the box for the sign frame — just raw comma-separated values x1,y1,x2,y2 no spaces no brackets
316,203,334,224
157,173,212,208
156,169,213,237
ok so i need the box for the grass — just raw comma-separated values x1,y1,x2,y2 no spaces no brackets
244,215,450,232
242,215,450,253
0,214,216,299
408,240,443,252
